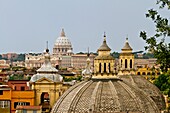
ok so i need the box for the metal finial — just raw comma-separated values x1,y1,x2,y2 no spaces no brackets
104,32,106,37
104,32,106,41
60,28,66,37
46,41,48,49
46,41,49,53
126,34,128,40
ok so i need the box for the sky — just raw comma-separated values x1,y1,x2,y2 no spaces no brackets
0,0,167,54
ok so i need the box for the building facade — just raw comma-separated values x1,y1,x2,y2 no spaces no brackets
29,49,70,112
118,38,135,75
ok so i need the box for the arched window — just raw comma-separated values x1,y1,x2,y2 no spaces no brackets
125,59,127,68
130,59,132,68
99,63,101,73
104,63,106,73
137,72,140,75
41,92,50,104
142,72,146,75
108,63,111,72
121,59,123,67
147,72,151,75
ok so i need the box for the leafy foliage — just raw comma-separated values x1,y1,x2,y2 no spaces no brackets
154,71,170,96
111,52,119,58
143,53,155,59
63,76,82,82
140,0,170,72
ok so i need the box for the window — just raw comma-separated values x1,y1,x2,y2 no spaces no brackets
130,59,132,68
0,91,3,95
108,63,110,72
147,72,151,75
142,72,146,75
14,102,30,109
21,86,25,91
125,59,127,68
0,101,10,108
99,63,101,73
137,72,140,75
104,63,106,73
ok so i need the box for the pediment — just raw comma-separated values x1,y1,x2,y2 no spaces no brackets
36,77,54,83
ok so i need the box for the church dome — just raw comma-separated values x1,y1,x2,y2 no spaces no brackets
55,36,72,46
30,49,63,83
121,38,132,51
51,76,165,113
53,29,73,56
97,34,111,52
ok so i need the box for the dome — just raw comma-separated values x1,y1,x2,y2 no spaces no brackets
54,29,72,47
53,29,73,56
30,49,63,83
55,36,72,46
121,38,132,51
30,73,63,83
51,33,165,113
51,76,165,113
97,35,111,52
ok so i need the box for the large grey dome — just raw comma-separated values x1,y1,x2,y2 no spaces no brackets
51,76,165,113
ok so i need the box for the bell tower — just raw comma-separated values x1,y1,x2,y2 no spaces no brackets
118,38,135,75
93,33,115,78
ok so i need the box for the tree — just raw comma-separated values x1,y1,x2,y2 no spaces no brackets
154,71,170,96
111,52,119,58
140,0,170,73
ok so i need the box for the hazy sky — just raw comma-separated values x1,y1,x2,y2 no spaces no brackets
0,0,166,54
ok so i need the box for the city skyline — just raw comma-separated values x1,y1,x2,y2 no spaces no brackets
0,0,168,54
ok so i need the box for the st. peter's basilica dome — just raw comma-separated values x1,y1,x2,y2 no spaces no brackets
53,29,73,56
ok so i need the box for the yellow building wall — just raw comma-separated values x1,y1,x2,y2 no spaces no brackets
11,91,34,112
119,54,134,69
0,90,11,100
136,67,160,82
32,82,64,107
0,90,11,113
94,59,114,74
118,53,135,75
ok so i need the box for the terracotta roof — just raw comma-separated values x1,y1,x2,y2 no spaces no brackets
16,105,41,110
